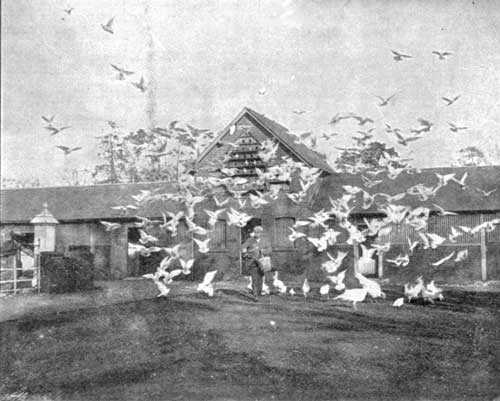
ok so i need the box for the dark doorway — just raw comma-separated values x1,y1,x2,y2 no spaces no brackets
356,225,378,277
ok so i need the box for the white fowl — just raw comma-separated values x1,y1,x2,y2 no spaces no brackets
197,270,218,297
334,288,368,310
272,271,287,294
404,277,424,302
261,276,271,295
421,280,444,303
302,278,311,298
393,297,405,307
319,284,330,297
355,272,386,299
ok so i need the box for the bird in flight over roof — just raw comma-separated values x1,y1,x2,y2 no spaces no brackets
442,95,461,106
432,51,452,60
448,122,468,132
391,50,412,61
131,76,147,92
56,145,81,155
376,93,396,106
101,17,115,34
46,125,71,136
110,64,134,80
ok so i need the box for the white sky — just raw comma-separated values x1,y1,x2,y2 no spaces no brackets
2,0,500,184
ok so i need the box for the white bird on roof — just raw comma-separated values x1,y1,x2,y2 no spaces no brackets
452,172,468,188
101,221,122,231
334,288,368,310
433,203,457,216
435,172,456,187
197,270,217,297
302,278,310,298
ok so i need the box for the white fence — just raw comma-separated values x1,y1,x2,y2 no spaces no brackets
0,247,40,295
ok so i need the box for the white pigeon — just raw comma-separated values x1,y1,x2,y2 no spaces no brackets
355,272,386,299
319,284,330,297
393,297,404,307
205,209,226,227
288,227,306,242
138,229,159,244
193,237,210,253
427,233,446,249
322,251,348,273
302,278,310,298
404,277,424,302
386,254,410,267
431,251,455,266
289,288,296,296
179,258,195,275
334,288,368,310
272,271,287,294
197,270,217,297
421,280,444,303
262,276,271,295
455,249,468,262
101,221,122,231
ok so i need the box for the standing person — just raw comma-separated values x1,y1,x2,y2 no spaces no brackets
242,226,270,297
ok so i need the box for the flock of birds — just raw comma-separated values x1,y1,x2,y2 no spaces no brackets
39,7,499,311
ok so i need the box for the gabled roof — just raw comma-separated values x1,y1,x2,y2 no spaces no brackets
312,165,500,213
198,107,334,173
0,182,178,224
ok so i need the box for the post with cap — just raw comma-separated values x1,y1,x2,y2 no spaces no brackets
30,203,59,253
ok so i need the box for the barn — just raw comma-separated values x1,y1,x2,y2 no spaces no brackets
1,107,499,287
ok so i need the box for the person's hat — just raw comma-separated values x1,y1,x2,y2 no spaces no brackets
253,226,263,233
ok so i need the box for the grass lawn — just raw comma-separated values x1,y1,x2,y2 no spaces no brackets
1,284,500,401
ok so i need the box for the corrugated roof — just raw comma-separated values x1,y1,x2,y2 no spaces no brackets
312,165,500,213
0,182,178,224
198,107,334,173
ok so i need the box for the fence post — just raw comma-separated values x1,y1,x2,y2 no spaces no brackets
480,228,487,281
378,252,384,279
